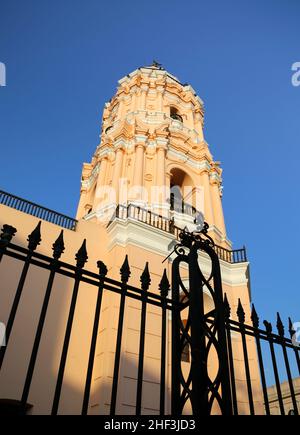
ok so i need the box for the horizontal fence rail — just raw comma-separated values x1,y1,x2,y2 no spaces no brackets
108,204,247,264
0,190,78,231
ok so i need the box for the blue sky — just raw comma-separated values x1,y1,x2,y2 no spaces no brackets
0,0,300,336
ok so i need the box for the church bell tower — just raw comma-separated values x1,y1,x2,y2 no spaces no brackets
75,63,258,414
76,62,228,248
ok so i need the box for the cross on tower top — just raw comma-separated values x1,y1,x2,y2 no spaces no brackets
151,60,163,69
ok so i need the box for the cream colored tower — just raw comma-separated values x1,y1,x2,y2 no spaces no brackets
75,63,262,414
76,63,228,247
0,63,263,415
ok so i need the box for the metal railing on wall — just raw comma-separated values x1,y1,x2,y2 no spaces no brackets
108,204,247,264
0,190,78,231
0,189,247,264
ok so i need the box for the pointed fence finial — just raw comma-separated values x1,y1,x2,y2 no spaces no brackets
251,304,259,328
276,312,284,337
263,320,272,335
0,224,17,246
97,260,108,278
159,269,170,297
27,221,42,251
140,262,151,291
237,298,245,324
120,255,131,284
75,239,88,269
223,293,231,320
288,317,295,337
52,230,65,260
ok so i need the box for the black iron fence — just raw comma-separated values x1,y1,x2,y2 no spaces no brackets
224,298,300,415
0,221,299,415
0,190,77,231
0,222,176,415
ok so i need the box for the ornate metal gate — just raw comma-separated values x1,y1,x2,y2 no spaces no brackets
171,224,232,415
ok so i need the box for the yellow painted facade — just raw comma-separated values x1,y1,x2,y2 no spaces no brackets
0,64,263,414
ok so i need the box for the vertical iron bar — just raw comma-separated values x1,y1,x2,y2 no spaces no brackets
237,300,254,414
51,278,81,415
240,331,255,414
160,303,167,415
20,268,56,411
269,342,285,414
276,315,298,415
253,334,270,415
159,269,169,416
171,257,181,415
225,323,238,414
210,250,233,415
0,222,41,368
0,260,30,370
110,291,126,415
188,245,208,415
223,296,238,415
136,263,150,415
264,321,285,415
281,344,298,414
52,238,87,415
110,255,130,415
81,262,107,415
135,294,147,415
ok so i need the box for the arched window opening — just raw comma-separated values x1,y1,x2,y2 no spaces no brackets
169,168,196,216
170,107,183,123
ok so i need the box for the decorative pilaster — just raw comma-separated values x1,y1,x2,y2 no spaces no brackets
157,88,164,112
200,169,215,227
93,157,108,210
112,148,124,204
155,146,167,212
131,144,145,203
76,188,88,219
210,177,226,237
140,86,147,110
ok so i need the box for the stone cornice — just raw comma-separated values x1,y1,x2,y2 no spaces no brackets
107,218,175,258
166,148,212,172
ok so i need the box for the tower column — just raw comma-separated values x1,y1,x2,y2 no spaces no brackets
140,87,147,110
76,188,88,219
210,180,226,237
157,89,164,111
131,144,145,203
130,92,136,112
200,170,215,227
93,157,108,211
155,146,166,213
156,147,165,186
112,148,124,204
